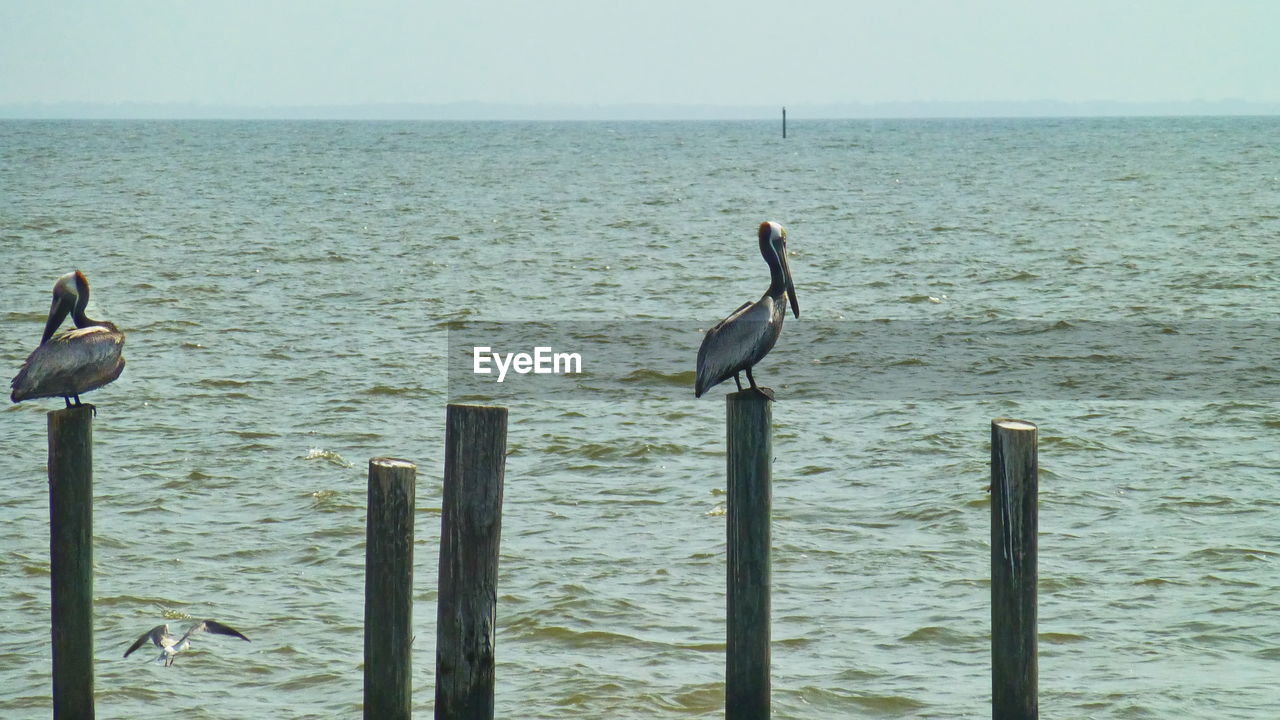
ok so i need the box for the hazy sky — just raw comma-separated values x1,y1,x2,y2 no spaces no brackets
2,0,1277,111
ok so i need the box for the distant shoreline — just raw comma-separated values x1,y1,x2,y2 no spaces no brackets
2,100,1277,121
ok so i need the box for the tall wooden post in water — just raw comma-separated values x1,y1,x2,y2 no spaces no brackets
726,390,772,720
781,107,787,139
436,404,508,720
48,406,95,720
364,457,417,720
991,419,1038,720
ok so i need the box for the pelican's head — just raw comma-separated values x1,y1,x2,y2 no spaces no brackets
71,270,91,298
40,271,81,344
758,221,799,319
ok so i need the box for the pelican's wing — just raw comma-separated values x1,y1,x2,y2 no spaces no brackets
706,301,753,334
10,326,125,402
51,327,125,392
182,619,251,644
696,298,778,396
124,624,169,658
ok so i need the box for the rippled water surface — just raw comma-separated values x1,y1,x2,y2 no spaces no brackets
1,117,1278,718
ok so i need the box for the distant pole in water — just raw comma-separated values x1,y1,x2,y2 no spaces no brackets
436,404,507,720
726,390,772,720
49,406,95,719
364,457,416,720
991,419,1038,720
782,107,787,138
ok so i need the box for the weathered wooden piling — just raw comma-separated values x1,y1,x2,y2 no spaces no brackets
48,405,95,720
726,390,772,720
436,404,508,720
990,419,1038,720
364,457,417,720
781,107,787,138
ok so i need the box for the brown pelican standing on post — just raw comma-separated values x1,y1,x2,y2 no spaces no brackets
695,221,799,400
10,270,126,408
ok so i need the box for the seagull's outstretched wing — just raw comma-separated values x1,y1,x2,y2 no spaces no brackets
181,619,251,644
124,624,169,658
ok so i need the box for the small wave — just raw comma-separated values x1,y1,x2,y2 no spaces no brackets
622,442,685,458
797,465,834,476
621,368,694,386
1189,547,1277,561
1041,631,1089,644
649,683,722,713
233,430,279,439
96,594,183,607
197,378,251,388
792,685,927,713
303,448,353,468
542,441,626,460
271,672,346,692
900,625,973,646
985,270,1039,283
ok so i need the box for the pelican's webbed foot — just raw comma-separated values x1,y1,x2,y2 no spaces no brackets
67,396,97,416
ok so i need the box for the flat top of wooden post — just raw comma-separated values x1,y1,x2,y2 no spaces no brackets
993,418,1037,432
446,403,508,416
48,405,97,419
370,457,416,469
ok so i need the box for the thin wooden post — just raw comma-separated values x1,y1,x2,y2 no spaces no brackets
991,419,1038,720
436,404,507,720
781,107,787,138
726,390,771,720
48,405,95,720
364,457,417,720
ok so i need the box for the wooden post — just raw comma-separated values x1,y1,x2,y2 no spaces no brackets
991,419,1038,720
781,107,787,138
726,390,771,720
436,404,507,720
48,406,95,720
364,457,416,720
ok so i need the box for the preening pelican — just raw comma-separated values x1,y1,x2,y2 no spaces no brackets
10,270,125,407
695,221,799,399
124,620,251,666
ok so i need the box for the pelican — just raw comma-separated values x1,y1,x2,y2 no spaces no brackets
695,221,799,400
123,620,251,666
10,270,125,408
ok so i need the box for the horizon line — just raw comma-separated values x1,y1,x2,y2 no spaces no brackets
2,99,1278,121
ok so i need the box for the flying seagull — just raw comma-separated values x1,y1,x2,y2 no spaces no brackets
124,620,251,666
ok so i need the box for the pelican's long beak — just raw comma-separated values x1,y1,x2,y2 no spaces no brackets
40,284,76,344
781,239,799,319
